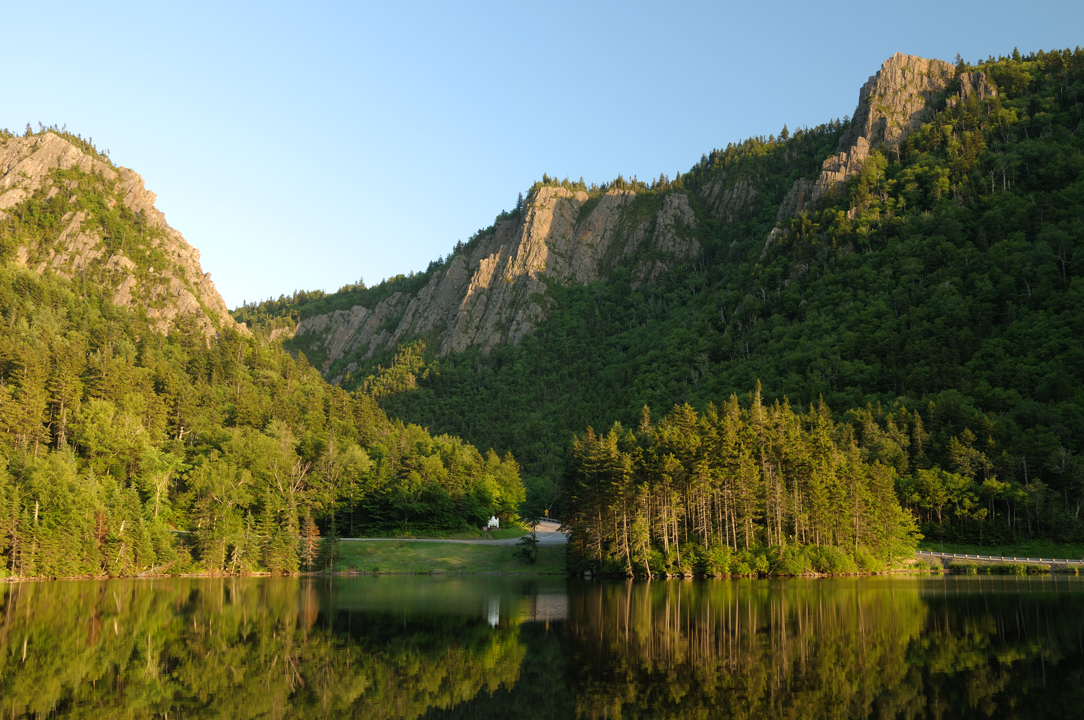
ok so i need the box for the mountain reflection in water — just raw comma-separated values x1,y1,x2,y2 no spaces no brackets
0,575,1081,719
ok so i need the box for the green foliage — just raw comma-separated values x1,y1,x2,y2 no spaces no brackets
514,531,539,564
985,561,1053,575
0,246,525,577
918,538,1084,558
361,340,435,400
560,389,918,576
1,162,175,311
332,539,565,574
343,47,1084,550
948,560,980,574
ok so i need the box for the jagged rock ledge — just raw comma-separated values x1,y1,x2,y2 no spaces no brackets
0,132,241,338
292,185,700,375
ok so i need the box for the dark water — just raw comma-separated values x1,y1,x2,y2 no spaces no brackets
1,575,1083,719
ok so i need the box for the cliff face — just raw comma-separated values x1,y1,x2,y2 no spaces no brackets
292,185,700,378
288,52,988,381
764,53,997,257
807,54,956,206
0,132,239,337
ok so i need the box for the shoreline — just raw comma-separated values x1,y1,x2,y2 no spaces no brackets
9,545,1081,583
0,568,968,584
11,566,1083,584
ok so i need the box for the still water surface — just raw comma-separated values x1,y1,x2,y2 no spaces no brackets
1,574,1082,718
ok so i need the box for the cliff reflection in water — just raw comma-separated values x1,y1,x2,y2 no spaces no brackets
0,576,1082,719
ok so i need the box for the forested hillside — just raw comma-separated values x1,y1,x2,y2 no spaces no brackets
6,46,1078,580
0,129,524,579
445,49,1084,554
0,128,238,337
243,48,1084,559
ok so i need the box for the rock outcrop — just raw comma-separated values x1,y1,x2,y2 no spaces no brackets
763,53,997,258
810,53,956,207
633,192,699,285
841,54,956,152
293,186,700,372
0,132,239,337
767,53,958,236
699,175,758,223
775,178,815,222
948,71,998,107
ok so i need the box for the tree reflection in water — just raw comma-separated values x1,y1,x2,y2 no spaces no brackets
559,576,1084,720
0,576,1081,719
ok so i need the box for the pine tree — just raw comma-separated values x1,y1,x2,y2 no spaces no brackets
320,515,341,571
301,508,319,571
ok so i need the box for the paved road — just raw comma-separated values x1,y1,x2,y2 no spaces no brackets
917,550,1084,565
342,520,568,547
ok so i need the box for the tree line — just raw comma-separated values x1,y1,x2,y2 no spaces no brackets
0,164,525,578
349,46,1084,549
561,387,917,577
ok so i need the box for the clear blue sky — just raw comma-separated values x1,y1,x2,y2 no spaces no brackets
5,1,1081,308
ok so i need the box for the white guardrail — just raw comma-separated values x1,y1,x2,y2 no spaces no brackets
917,550,1084,565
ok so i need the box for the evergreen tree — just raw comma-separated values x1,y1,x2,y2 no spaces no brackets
301,508,319,571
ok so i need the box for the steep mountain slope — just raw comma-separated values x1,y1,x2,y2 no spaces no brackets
242,48,1084,546
266,185,701,383
0,130,237,337
0,129,525,579
254,52,980,380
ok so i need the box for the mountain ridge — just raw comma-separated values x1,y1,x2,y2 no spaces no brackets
256,46,1084,545
282,185,701,381
0,130,240,337
257,52,982,384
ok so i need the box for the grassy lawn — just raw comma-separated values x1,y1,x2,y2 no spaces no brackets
350,527,528,541
917,539,1084,560
438,527,528,541
332,540,565,574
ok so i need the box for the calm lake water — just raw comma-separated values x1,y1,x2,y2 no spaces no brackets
1,574,1082,719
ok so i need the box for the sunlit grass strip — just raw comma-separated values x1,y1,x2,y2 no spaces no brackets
333,540,565,575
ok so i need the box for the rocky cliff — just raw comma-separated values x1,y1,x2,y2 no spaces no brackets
763,52,997,257
290,185,699,379
808,54,956,205
283,52,989,382
0,132,239,337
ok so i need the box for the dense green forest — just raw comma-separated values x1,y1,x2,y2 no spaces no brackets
243,47,1084,552
562,391,917,576
0,150,525,578
4,47,1083,581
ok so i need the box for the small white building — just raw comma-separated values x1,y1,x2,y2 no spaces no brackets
487,516,500,529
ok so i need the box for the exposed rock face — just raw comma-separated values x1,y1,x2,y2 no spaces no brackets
294,186,700,372
633,192,699,286
0,132,239,337
948,71,998,107
812,53,955,205
839,54,955,153
699,175,757,223
764,53,995,258
775,178,815,222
